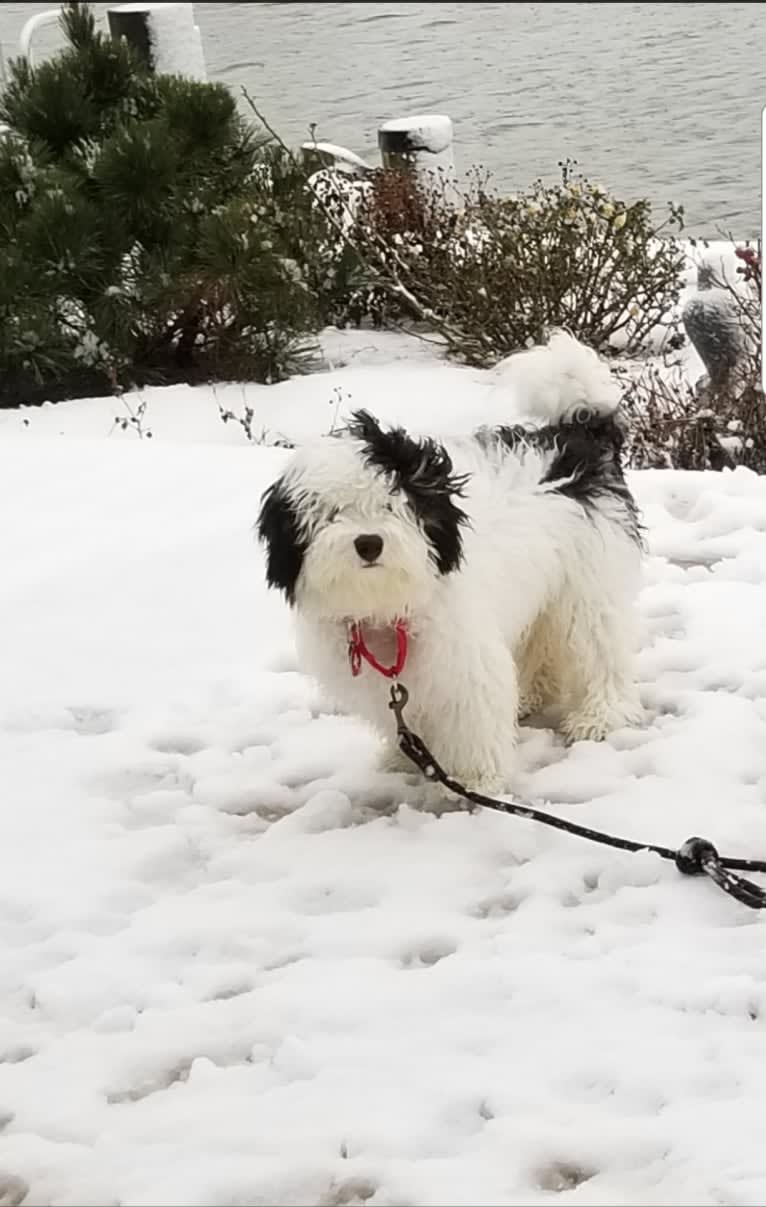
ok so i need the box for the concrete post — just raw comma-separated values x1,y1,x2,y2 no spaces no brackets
377,113,456,202
107,3,206,81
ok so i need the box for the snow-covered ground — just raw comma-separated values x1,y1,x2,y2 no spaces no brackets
3,316,766,1207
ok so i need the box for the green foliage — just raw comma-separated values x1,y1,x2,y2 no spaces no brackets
0,3,148,152
242,146,367,327
0,0,691,408
0,1,324,405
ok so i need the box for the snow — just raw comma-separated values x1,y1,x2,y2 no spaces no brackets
378,115,454,158
3,329,766,1206
302,142,373,178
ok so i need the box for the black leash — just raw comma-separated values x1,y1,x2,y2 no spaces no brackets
388,683,766,911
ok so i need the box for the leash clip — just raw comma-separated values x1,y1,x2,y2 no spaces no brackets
388,682,410,735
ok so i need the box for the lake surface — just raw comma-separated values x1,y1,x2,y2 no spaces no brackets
1,2,761,237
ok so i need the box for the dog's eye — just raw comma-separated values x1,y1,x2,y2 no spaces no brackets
385,501,394,513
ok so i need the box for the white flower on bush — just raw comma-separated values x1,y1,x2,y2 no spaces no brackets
75,139,100,172
9,141,39,205
73,330,110,367
280,257,303,283
719,434,743,455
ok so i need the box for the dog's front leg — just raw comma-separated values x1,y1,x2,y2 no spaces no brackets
409,630,520,797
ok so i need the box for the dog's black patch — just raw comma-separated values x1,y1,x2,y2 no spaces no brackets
346,409,469,574
256,478,307,604
491,410,642,544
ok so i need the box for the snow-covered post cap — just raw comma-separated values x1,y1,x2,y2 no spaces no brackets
107,3,207,81
378,113,457,201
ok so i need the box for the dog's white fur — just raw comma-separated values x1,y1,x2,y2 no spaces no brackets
264,333,642,794
488,329,623,423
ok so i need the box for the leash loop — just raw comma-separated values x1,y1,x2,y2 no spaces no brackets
388,684,766,911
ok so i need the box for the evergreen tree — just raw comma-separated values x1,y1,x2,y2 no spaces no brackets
0,1,329,405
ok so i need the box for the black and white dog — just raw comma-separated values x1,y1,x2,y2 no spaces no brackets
257,332,643,793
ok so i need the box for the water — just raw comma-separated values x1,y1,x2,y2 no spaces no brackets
0,2,761,237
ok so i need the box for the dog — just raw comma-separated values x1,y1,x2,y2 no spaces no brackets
256,331,643,795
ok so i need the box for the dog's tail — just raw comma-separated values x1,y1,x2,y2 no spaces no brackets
489,329,621,425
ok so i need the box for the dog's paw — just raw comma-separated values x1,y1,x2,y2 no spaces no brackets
561,714,610,745
518,690,543,721
615,699,645,730
562,701,643,745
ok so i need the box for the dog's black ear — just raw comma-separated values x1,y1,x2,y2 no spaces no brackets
345,409,385,446
347,408,423,481
256,478,306,604
347,408,468,499
419,497,465,575
347,408,468,575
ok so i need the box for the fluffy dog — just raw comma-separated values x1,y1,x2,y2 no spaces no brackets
256,332,643,794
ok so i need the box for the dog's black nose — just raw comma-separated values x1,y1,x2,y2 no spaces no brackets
354,534,384,563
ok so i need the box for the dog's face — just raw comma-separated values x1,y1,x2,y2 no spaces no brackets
257,411,469,623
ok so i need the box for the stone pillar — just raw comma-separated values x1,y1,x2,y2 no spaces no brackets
377,113,456,202
107,3,206,81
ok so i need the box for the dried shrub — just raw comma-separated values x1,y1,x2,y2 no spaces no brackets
362,166,435,240
339,160,686,365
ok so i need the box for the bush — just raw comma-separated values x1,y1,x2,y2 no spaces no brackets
339,160,687,365
0,6,701,410
0,1,327,405
243,146,367,331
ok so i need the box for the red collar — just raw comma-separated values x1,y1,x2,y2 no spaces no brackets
348,620,408,679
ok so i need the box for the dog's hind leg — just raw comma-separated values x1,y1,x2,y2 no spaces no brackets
516,612,560,720
554,597,642,745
